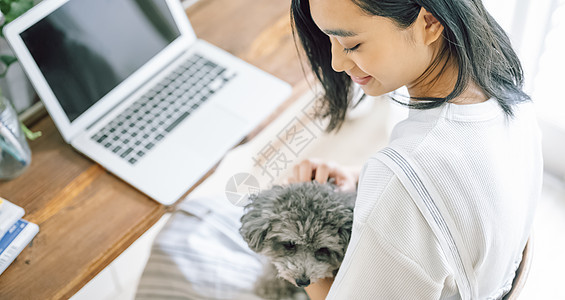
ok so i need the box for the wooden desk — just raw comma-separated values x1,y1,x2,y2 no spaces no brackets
0,0,309,298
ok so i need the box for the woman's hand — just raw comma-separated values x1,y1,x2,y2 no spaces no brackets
286,158,359,192
304,277,334,300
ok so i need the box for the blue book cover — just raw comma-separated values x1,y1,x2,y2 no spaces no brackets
0,219,39,275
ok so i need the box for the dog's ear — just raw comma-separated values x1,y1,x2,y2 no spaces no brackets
239,193,272,253
335,191,356,247
337,207,354,250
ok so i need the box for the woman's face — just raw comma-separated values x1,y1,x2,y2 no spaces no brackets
309,0,440,97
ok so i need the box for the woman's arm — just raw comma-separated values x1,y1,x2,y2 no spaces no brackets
305,278,334,300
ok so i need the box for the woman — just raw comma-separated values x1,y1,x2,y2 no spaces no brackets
287,0,543,299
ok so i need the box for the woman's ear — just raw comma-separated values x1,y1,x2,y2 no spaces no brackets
417,7,444,46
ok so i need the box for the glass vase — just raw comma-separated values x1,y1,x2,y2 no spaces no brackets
0,96,31,180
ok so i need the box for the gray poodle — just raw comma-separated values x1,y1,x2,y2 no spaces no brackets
239,181,356,299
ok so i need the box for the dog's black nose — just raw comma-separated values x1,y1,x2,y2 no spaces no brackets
295,278,311,287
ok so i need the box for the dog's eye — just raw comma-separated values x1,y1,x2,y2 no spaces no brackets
282,241,296,251
315,247,331,261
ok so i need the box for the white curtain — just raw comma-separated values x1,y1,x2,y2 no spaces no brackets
484,0,565,180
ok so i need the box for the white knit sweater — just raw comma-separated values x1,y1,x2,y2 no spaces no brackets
327,98,543,299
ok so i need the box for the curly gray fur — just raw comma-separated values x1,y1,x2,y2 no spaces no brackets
239,181,356,299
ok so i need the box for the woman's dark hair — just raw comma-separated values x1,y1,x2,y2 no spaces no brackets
290,0,530,133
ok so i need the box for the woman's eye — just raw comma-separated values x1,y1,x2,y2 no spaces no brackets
343,43,361,54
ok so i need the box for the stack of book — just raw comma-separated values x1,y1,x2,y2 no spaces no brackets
0,197,39,276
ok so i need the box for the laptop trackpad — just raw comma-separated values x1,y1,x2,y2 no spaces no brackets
160,103,249,159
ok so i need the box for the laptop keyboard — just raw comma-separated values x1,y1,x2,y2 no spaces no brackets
91,53,237,165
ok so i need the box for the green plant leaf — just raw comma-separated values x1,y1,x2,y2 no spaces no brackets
3,0,33,23
20,122,42,141
0,55,18,77
0,0,12,16
0,55,17,67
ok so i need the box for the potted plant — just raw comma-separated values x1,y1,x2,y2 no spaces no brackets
0,0,39,180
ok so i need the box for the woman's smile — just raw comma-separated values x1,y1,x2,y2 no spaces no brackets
348,74,373,85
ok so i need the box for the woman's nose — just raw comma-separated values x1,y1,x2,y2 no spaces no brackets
330,38,354,73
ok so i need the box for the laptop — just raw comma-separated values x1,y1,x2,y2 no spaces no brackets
4,0,292,205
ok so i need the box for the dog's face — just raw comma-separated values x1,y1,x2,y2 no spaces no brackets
240,182,355,287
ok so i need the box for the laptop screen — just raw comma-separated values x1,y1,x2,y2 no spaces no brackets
20,0,181,122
